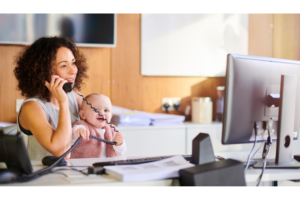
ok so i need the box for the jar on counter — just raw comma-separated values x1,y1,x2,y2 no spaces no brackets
192,97,212,124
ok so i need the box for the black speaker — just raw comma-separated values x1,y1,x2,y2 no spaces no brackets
191,133,215,165
179,159,246,186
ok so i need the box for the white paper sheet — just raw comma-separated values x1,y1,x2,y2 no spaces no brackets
104,155,194,182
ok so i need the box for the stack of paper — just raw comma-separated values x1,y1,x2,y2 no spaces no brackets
104,155,194,182
111,114,151,127
111,106,185,127
134,111,185,126
111,106,149,126
111,106,135,115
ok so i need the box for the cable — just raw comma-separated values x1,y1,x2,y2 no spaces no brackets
89,135,116,145
6,127,17,135
256,119,273,186
19,134,107,182
244,121,259,172
47,171,68,178
17,136,97,182
251,143,263,160
51,167,89,176
19,136,83,181
256,144,271,186
17,171,69,182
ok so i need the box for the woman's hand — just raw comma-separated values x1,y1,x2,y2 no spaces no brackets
76,127,90,141
45,75,68,104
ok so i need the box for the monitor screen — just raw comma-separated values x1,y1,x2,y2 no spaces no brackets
0,14,116,47
222,54,300,144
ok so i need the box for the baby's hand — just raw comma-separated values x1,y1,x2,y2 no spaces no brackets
114,132,124,146
76,127,90,141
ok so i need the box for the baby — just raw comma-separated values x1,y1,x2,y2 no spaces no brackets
70,93,127,158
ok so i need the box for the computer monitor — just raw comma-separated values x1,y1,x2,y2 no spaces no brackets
222,54,300,168
0,130,32,174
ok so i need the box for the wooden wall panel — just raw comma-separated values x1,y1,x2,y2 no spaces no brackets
111,14,143,110
0,45,24,122
273,14,300,60
248,14,273,57
78,47,111,98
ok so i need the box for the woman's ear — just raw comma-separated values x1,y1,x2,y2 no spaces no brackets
79,110,86,120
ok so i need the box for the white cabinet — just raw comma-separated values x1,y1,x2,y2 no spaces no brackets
117,125,186,157
117,122,258,157
185,122,257,154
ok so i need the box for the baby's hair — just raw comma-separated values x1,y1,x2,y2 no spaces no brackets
85,93,102,100
82,93,111,110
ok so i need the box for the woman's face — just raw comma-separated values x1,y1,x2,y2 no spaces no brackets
53,47,78,83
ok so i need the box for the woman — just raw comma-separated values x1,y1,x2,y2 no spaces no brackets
13,36,88,160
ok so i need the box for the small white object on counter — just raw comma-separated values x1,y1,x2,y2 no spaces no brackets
192,97,212,124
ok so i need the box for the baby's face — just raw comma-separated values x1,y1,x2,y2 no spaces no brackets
79,94,112,129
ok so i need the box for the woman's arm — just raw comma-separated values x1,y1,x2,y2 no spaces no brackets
19,101,72,159
19,75,73,159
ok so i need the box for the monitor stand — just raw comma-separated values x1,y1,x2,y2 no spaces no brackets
253,74,300,169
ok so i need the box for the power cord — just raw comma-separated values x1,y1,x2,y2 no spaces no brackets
256,119,273,186
89,135,116,145
18,136,83,182
250,143,263,160
244,121,258,172
163,102,170,113
17,135,106,182
47,171,68,178
173,102,180,111
50,167,89,176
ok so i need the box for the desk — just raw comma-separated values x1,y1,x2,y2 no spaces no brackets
217,152,300,186
0,156,175,186
2,154,300,186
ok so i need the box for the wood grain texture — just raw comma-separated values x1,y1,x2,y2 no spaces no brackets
111,14,144,111
248,14,273,57
0,45,24,122
273,14,300,60
78,47,111,98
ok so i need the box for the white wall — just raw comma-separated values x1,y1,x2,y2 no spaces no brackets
141,14,248,77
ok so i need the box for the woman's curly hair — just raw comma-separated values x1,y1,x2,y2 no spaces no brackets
13,36,89,102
